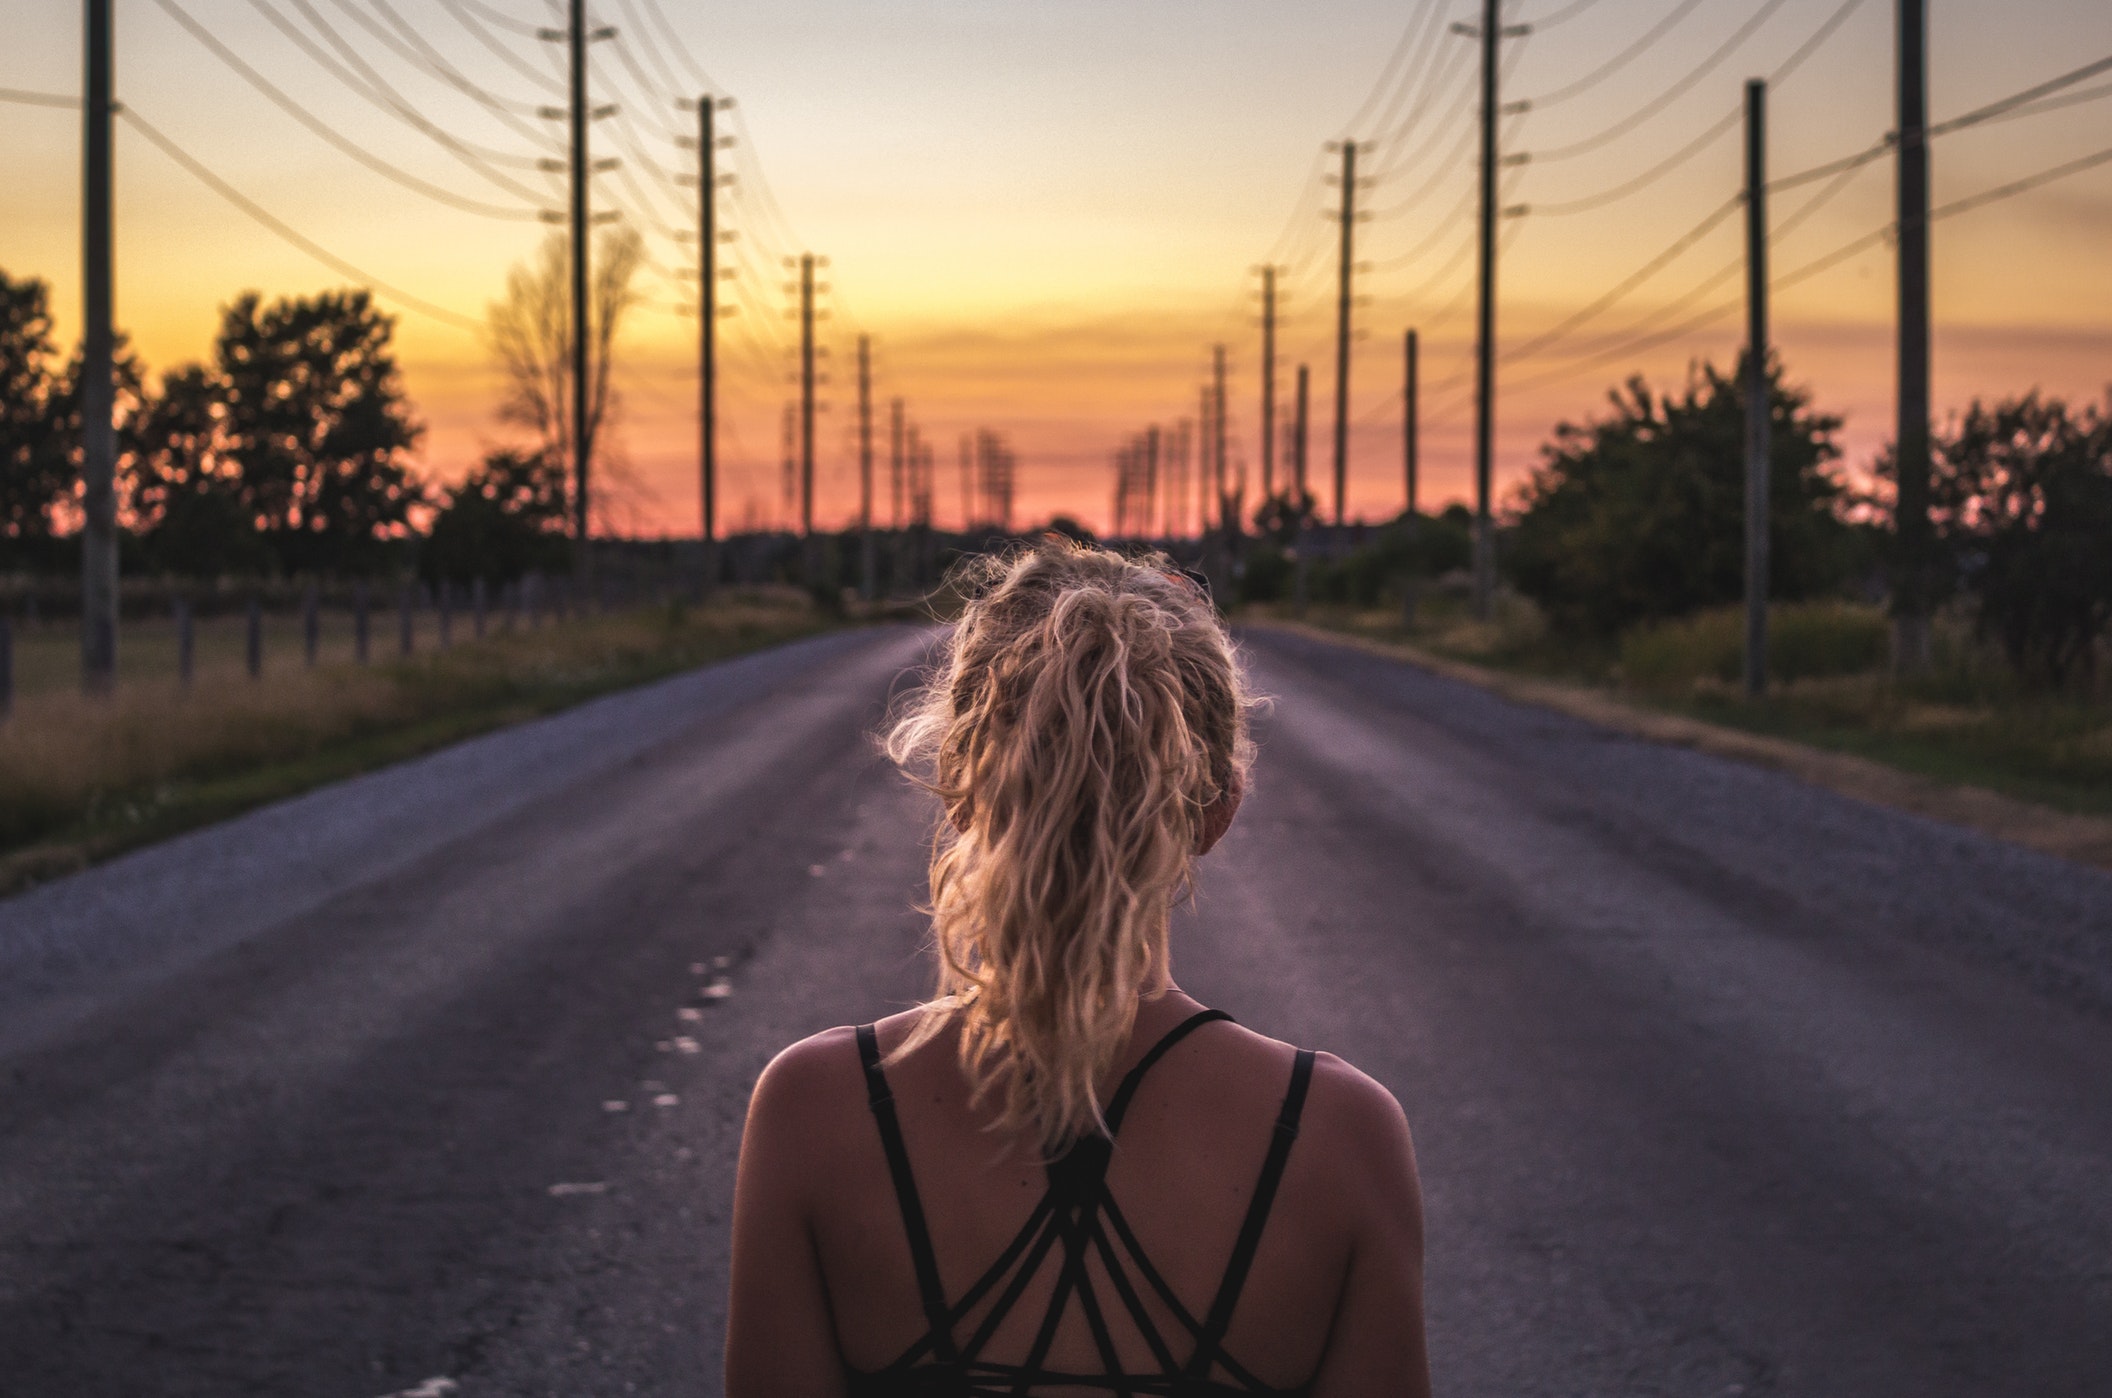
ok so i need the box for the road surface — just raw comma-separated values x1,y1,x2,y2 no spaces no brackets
1,623,2107,1396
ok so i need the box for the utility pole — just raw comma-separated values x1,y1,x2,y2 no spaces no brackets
697,95,718,588
1330,141,1359,528
1198,383,1214,540
81,0,117,694
959,433,973,532
1471,0,1499,619
1257,265,1277,501
890,398,906,530
1295,364,1311,503
857,334,874,598
798,253,815,537
1894,0,1932,672
1403,329,1419,518
1146,425,1162,539
1212,345,1232,538
569,0,591,582
1744,79,1771,699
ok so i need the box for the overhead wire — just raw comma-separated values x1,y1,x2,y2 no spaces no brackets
252,0,557,180
431,0,571,95
1531,0,1793,162
1523,0,1868,214
1525,0,1706,108
115,106,482,331
148,0,544,220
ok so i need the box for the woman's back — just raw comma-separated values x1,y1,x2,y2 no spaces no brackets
725,545,1426,1394
729,992,1427,1395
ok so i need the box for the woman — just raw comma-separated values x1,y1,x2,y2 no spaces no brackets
727,541,1429,1395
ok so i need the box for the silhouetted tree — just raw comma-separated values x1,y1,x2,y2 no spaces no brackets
421,448,571,585
1505,355,1854,635
1920,393,2112,689
214,289,422,575
0,271,71,567
130,364,268,576
485,228,645,534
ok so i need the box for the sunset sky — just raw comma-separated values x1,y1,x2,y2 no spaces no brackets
4,0,2109,537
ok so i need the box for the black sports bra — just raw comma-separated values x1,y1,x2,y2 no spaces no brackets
847,1009,1319,1396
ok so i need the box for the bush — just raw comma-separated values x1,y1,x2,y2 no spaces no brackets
1505,355,1858,635
1620,602,1889,691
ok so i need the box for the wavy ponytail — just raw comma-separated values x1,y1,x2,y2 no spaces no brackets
885,539,1253,1154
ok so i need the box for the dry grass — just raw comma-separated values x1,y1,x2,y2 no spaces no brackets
0,589,838,889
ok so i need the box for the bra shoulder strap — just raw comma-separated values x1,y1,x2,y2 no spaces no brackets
1103,1008,1234,1135
855,1023,959,1361
1184,1046,1318,1380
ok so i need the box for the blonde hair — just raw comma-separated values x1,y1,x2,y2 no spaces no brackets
885,539,1254,1154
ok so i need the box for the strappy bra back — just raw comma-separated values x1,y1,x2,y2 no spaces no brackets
848,1009,1319,1397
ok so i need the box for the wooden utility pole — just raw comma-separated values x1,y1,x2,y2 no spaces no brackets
1295,364,1311,503
798,253,815,537
1744,79,1771,699
890,398,906,530
1894,0,1932,672
81,0,117,694
1330,141,1358,528
857,334,874,597
1403,330,1419,518
1146,425,1162,539
1198,384,1214,540
1472,0,1499,618
697,96,718,568
958,433,973,531
1258,265,1277,501
569,0,591,581
1212,345,1232,537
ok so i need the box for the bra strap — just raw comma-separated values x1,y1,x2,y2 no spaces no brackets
1185,1046,1317,1380
1103,1008,1234,1135
855,1023,959,1362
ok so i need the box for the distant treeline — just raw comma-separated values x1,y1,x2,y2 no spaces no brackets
1230,356,2112,691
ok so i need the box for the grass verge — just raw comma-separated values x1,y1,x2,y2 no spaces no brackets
1250,598,2112,871
0,591,846,895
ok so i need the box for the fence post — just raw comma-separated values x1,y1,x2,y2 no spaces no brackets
398,584,414,656
0,617,12,721
303,580,320,667
175,597,194,689
246,595,263,679
353,582,370,665
438,580,454,651
472,577,488,640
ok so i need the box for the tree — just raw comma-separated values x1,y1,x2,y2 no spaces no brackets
421,448,572,585
485,227,645,540
214,289,423,575
130,364,268,576
1505,355,1854,635
0,271,71,567
1924,393,2112,689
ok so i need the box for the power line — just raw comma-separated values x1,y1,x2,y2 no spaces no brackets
148,0,544,220
432,0,571,96
1337,0,1445,138
1502,195,1739,363
1495,138,2112,398
329,0,556,117
1524,0,1867,214
1525,0,1706,108
1929,51,2112,137
635,0,721,93
247,0,555,183
1531,0,1793,162
116,106,482,331
447,0,550,40
1525,0,1609,32
0,87,75,110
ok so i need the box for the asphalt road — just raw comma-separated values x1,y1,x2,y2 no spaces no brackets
1,622,2107,1397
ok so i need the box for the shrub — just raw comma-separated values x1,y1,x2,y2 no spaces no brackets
1620,602,1889,691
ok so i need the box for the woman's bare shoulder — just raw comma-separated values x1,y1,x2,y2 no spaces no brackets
1207,1025,1419,1201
